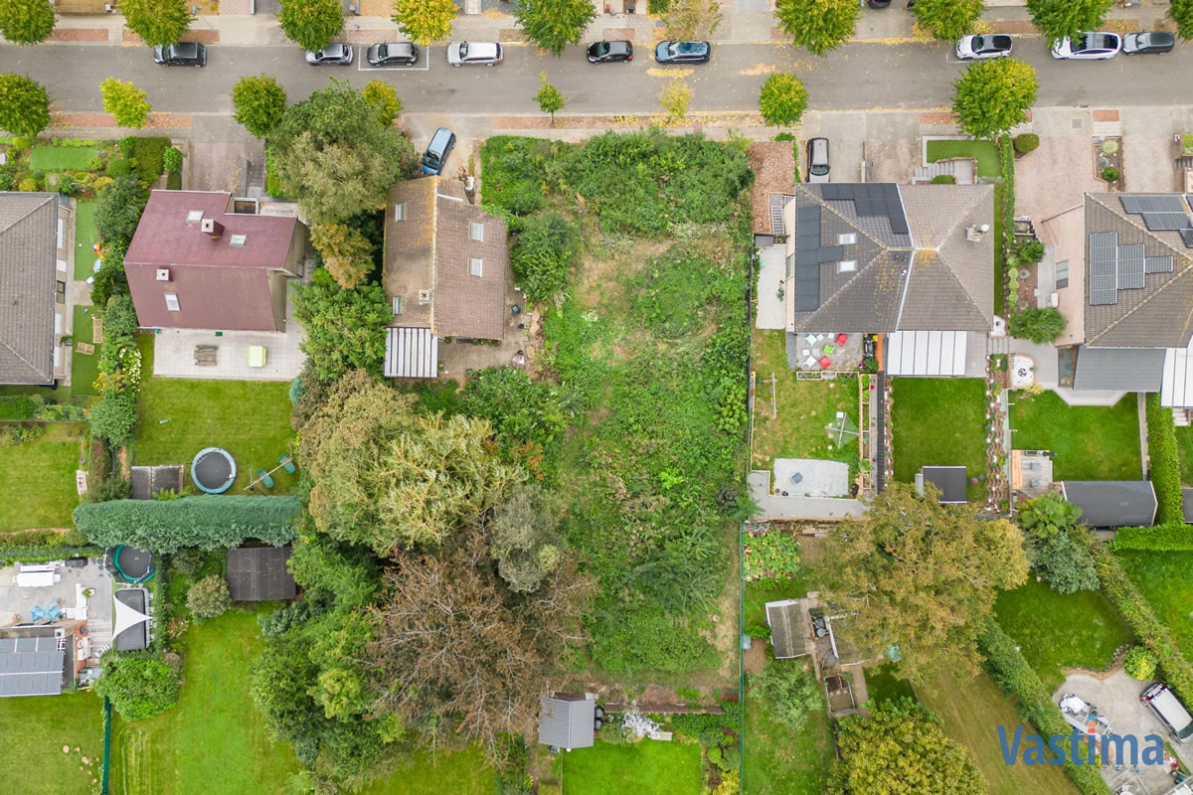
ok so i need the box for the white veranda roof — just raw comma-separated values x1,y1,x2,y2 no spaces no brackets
886,330,967,376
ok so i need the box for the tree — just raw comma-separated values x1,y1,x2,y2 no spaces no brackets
533,72,564,125
277,0,342,52
811,484,1029,682
510,210,578,301
513,0,594,56
751,660,821,732
1025,0,1113,42
951,57,1037,140
659,79,692,124
309,223,373,289
291,270,390,383
0,73,51,139
93,656,181,721
662,0,723,40
774,0,859,57
911,0,983,41
1016,493,1098,594
88,391,137,446
301,370,525,554
758,73,809,127
362,80,402,128
1172,0,1193,41
1008,306,1065,343
94,176,147,246
0,0,55,45
829,700,986,795
270,78,414,224
187,573,232,619
390,0,457,45
489,486,564,593
100,77,151,129
232,74,287,139
368,523,593,755
1124,646,1158,681
120,0,191,48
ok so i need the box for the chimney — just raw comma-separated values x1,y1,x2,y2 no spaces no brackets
200,218,224,239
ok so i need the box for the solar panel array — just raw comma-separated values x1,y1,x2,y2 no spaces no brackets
1121,196,1186,214
1183,228,1193,249
0,636,64,697
1146,256,1174,274
1143,212,1191,232
1089,232,1118,306
1119,195,1193,247
794,204,823,311
819,183,909,236
1118,244,1146,289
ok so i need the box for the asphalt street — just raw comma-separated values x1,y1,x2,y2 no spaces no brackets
0,40,1190,115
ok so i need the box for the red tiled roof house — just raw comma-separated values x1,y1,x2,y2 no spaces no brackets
125,191,308,332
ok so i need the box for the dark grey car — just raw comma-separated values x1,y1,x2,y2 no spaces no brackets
367,42,419,66
153,42,206,67
1122,32,1175,55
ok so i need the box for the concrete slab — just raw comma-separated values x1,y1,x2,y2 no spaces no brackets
187,141,264,194
1124,134,1182,193
748,470,865,521
0,559,113,633
756,244,786,330
865,138,920,184
774,458,850,498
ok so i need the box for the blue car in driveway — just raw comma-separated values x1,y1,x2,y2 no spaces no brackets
653,41,711,64
421,127,456,176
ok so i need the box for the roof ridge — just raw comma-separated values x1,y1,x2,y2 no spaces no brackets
0,192,55,236
0,337,51,382
928,185,988,252
811,186,889,253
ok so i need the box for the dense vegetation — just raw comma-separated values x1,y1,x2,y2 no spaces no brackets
73,496,300,552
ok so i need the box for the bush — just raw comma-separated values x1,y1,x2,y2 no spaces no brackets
1108,524,1193,551
743,530,800,582
166,171,181,190
1013,133,1040,155
510,211,579,302
1124,646,1157,681
0,396,37,420
1030,530,1099,594
162,147,182,174
0,544,101,565
463,367,567,453
930,174,956,184
93,656,180,721
11,135,30,150
171,547,205,577
88,391,137,446
1146,394,1183,524
187,574,232,620
95,176,147,246
131,136,171,184
1101,166,1120,183
598,723,638,744
751,661,820,731
1015,237,1045,264
73,496,301,554
746,622,771,640
119,136,136,158
105,157,132,178
1009,307,1066,344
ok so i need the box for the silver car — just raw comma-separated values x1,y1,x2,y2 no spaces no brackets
446,41,503,66
305,44,354,65
807,138,830,184
955,34,1013,60
1051,33,1121,60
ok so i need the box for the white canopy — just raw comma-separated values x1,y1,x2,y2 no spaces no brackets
112,592,151,641
886,330,967,377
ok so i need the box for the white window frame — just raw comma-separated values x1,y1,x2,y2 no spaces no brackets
838,260,857,273
57,219,64,249
470,222,484,242
165,293,180,312
230,234,247,247
469,257,483,277
392,296,404,315
837,233,856,245
394,203,407,222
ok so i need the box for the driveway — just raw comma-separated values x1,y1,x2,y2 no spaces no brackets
1124,134,1181,193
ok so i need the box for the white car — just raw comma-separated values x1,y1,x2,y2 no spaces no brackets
955,34,1013,60
1051,32,1121,60
446,41,503,66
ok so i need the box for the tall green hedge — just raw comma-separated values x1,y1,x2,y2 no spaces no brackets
1109,524,1193,551
980,618,1112,795
0,545,102,565
73,496,299,553
1146,393,1183,524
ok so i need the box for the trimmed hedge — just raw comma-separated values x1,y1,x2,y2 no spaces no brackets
1109,524,1193,551
980,618,1112,795
0,545,102,565
1013,134,1040,155
73,495,300,553
130,136,172,185
1146,394,1183,524
0,396,37,420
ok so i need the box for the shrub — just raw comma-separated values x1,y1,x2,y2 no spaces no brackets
102,294,140,339
598,723,638,744
171,547,205,577
750,661,820,731
119,136,137,158
1013,133,1039,155
1016,237,1045,264
162,147,182,174
131,136,171,184
95,176,147,246
510,211,578,302
166,171,181,190
930,174,956,184
757,73,808,127
93,656,180,721
73,496,301,553
0,396,37,420
745,622,771,640
1124,646,1157,681
12,135,30,150
17,176,38,192
1009,307,1066,344
88,391,137,446
743,530,800,582
1030,530,1099,594
1101,166,1119,183
1108,524,1193,551
1146,394,1183,524
187,574,232,620
105,157,132,178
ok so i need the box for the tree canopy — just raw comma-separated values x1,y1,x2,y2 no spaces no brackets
488,485,564,593
513,0,595,56
1173,0,1193,41
951,57,1038,140
0,73,51,139
1025,0,1113,42
774,0,859,57
534,72,565,124
290,268,390,383
390,0,456,45
759,73,809,127
662,0,723,41
232,74,287,139
120,0,192,48
100,77,151,129
309,223,373,289
93,656,181,721
277,0,342,52
911,0,983,41
811,484,1029,682
0,0,55,45
1017,493,1099,594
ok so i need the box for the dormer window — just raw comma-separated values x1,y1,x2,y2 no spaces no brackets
230,234,247,247
165,293,180,312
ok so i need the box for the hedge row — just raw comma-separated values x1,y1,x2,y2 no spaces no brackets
0,545,102,565
1108,524,1193,551
1146,394,1183,524
0,396,36,421
979,618,1112,795
73,495,300,553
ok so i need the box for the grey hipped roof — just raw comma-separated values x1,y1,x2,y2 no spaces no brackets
0,192,59,385
226,546,297,601
790,184,993,334
0,635,66,697
921,466,968,504
1073,347,1166,391
538,696,595,749
1060,481,1158,528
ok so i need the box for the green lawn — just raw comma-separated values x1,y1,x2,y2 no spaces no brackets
745,576,810,633
29,146,100,172
926,139,1001,178
134,336,298,494
71,305,101,397
1116,550,1193,662
751,329,860,474
994,579,1133,690
74,201,101,282
864,663,916,706
743,668,832,795
0,691,104,795
110,607,300,795
1174,426,1193,485
0,423,83,530
561,738,702,795
919,669,1080,795
360,746,492,795
890,378,988,501
1010,391,1140,480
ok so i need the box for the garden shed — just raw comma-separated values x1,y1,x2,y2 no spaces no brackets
537,694,595,750
765,599,809,660
130,465,184,500
916,466,967,504
225,546,297,601
1058,480,1157,528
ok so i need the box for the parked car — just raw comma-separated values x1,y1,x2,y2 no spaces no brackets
866,0,892,7
1051,33,1121,60
1142,683,1193,743
366,42,419,66
153,42,206,67
807,138,830,184
955,34,1013,60
1122,32,1175,55
653,40,711,64
306,44,354,65
588,40,633,64
421,127,457,176
446,41,503,66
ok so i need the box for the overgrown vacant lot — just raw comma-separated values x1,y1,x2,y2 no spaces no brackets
891,378,987,501
744,673,832,795
0,422,83,530
0,691,103,795
134,336,297,494
1116,550,1193,661
1010,391,1140,481
994,579,1133,690
562,740,703,795
750,329,859,474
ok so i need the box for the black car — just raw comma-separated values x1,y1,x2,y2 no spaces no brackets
588,40,633,64
367,42,419,66
866,0,892,7
153,42,206,67
653,40,711,64
1122,32,1175,55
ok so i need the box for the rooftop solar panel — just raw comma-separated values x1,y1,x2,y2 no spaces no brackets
1121,197,1141,214
1182,228,1193,249
1117,244,1146,289
1090,274,1118,305
1142,212,1191,232
1146,256,1175,273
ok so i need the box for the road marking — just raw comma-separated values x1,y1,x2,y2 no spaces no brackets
357,45,432,72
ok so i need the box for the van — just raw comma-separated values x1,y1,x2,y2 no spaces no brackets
422,128,456,176
1142,683,1193,742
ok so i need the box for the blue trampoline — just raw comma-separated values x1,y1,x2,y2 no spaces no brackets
192,447,236,494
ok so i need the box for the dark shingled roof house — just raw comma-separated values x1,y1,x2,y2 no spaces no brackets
1059,480,1157,529
125,191,307,332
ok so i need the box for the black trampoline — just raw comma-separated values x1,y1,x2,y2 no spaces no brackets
113,545,155,584
192,447,236,494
